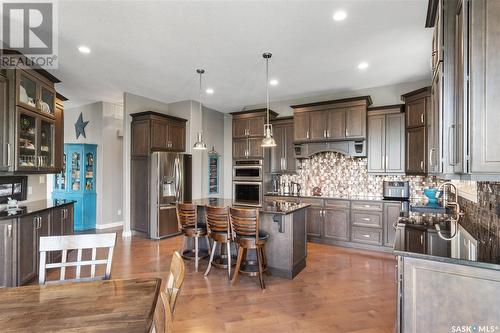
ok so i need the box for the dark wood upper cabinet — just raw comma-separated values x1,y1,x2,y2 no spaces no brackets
232,139,248,160
231,109,275,160
291,96,371,143
54,98,64,173
232,118,248,139
269,118,295,173
247,137,264,159
0,74,9,172
405,98,427,128
130,111,187,157
406,127,427,175
248,116,265,137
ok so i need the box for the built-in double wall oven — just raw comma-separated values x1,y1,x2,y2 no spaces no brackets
232,160,262,207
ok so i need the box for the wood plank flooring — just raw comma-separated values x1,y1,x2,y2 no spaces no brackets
54,230,397,333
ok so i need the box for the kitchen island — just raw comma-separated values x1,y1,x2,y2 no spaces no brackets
189,198,310,279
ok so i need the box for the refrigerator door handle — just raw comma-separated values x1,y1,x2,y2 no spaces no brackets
174,156,181,202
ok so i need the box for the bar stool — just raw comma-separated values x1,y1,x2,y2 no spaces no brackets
229,207,269,289
204,205,235,278
176,203,210,272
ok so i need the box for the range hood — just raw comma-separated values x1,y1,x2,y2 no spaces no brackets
294,140,366,159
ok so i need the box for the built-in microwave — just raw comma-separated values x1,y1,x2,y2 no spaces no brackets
233,160,263,181
233,181,262,207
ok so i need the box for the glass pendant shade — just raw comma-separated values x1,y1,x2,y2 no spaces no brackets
262,124,276,147
261,52,276,148
193,131,207,150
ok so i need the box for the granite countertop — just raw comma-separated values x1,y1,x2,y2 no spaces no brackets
264,192,396,202
187,198,310,215
394,223,500,271
0,199,76,221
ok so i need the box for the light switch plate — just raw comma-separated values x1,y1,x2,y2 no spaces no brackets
39,175,45,184
28,186,33,195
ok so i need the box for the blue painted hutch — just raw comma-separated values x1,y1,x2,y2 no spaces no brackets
53,144,97,230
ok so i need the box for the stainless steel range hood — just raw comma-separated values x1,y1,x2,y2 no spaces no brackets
294,140,366,159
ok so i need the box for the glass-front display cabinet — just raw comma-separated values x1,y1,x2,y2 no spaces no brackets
53,144,97,230
16,70,56,118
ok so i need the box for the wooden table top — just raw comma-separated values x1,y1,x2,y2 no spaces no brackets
0,278,161,333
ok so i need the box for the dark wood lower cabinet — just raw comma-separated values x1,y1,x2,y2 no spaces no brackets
306,207,322,238
0,203,74,287
323,208,349,241
404,227,426,254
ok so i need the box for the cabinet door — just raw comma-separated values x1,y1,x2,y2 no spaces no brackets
384,203,401,247
131,119,150,157
367,114,386,173
151,119,168,150
284,124,296,173
327,109,345,139
247,137,264,159
386,113,405,173
345,106,366,138
429,70,441,174
16,109,38,172
309,111,328,140
404,228,425,254
293,112,310,141
0,74,9,172
426,231,450,257
232,118,248,138
131,158,150,234
61,205,74,236
306,207,322,238
168,121,186,152
406,127,426,175
54,99,64,172
0,220,15,288
38,117,56,171
323,208,349,241
406,98,426,128
232,139,248,159
16,70,39,113
17,215,38,285
269,125,284,173
453,0,466,174
248,116,265,137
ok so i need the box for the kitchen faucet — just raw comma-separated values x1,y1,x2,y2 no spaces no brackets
434,182,464,241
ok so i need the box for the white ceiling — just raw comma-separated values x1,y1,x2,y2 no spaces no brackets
51,0,432,112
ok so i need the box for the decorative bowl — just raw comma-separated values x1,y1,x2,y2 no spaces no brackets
424,188,440,205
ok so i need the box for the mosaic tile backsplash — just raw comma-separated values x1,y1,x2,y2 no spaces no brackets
279,152,442,200
459,182,500,264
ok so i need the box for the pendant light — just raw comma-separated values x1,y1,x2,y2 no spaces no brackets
193,68,207,150
261,52,276,147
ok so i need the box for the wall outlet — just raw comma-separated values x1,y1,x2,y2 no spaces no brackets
28,186,33,195
39,175,45,184
117,209,122,216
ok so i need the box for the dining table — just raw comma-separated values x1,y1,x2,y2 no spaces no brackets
0,278,161,333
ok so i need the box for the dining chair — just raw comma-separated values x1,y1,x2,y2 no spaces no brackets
165,251,185,313
229,207,269,289
176,203,210,272
38,233,117,284
152,290,173,333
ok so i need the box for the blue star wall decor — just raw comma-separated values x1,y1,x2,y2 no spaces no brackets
75,112,89,139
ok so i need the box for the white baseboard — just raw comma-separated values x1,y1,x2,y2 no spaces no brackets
96,221,124,230
122,230,132,237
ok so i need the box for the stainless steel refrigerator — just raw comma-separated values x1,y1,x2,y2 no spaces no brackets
149,152,192,239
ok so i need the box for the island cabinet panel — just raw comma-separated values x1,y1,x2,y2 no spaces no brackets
0,220,15,288
17,215,38,286
293,112,310,141
323,208,349,241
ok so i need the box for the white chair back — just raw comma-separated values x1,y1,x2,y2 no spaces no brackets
39,233,117,284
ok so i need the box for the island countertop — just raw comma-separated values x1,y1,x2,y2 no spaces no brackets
187,198,310,215
0,199,76,221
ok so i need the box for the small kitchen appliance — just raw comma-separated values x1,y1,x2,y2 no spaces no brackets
383,181,410,216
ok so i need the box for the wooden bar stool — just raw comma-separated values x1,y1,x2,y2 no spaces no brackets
229,207,269,289
176,203,210,272
204,205,235,278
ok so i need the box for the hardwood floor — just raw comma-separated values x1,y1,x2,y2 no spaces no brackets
55,230,397,333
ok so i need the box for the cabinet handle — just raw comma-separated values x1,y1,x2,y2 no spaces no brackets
448,124,456,166
420,160,424,170
323,130,326,138
6,143,11,167
420,113,425,124
420,234,424,244
362,218,371,221
306,131,309,139
6,224,12,238
326,130,330,138
345,129,349,137
382,154,385,170
361,234,370,238
363,205,371,208
385,155,389,171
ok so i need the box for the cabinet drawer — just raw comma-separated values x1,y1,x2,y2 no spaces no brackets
324,199,350,209
352,211,383,228
351,227,383,245
299,198,324,207
351,201,383,211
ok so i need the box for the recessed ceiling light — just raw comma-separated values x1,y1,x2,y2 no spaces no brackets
333,11,347,21
358,62,369,70
78,45,91,54
269,79,279,86
205,88,214,94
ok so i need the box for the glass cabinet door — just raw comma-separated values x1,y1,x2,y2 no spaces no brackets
17,112,37,168
85,152,95,191
71,151,81,191
39,119,55,169
40,85,55,116
18,73,37,111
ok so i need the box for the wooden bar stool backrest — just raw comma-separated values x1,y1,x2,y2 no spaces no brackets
176,203,198,230
38,233,117,285
153,290,173,333
165,251,185,313
205,205,230,237
229,207,259,240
